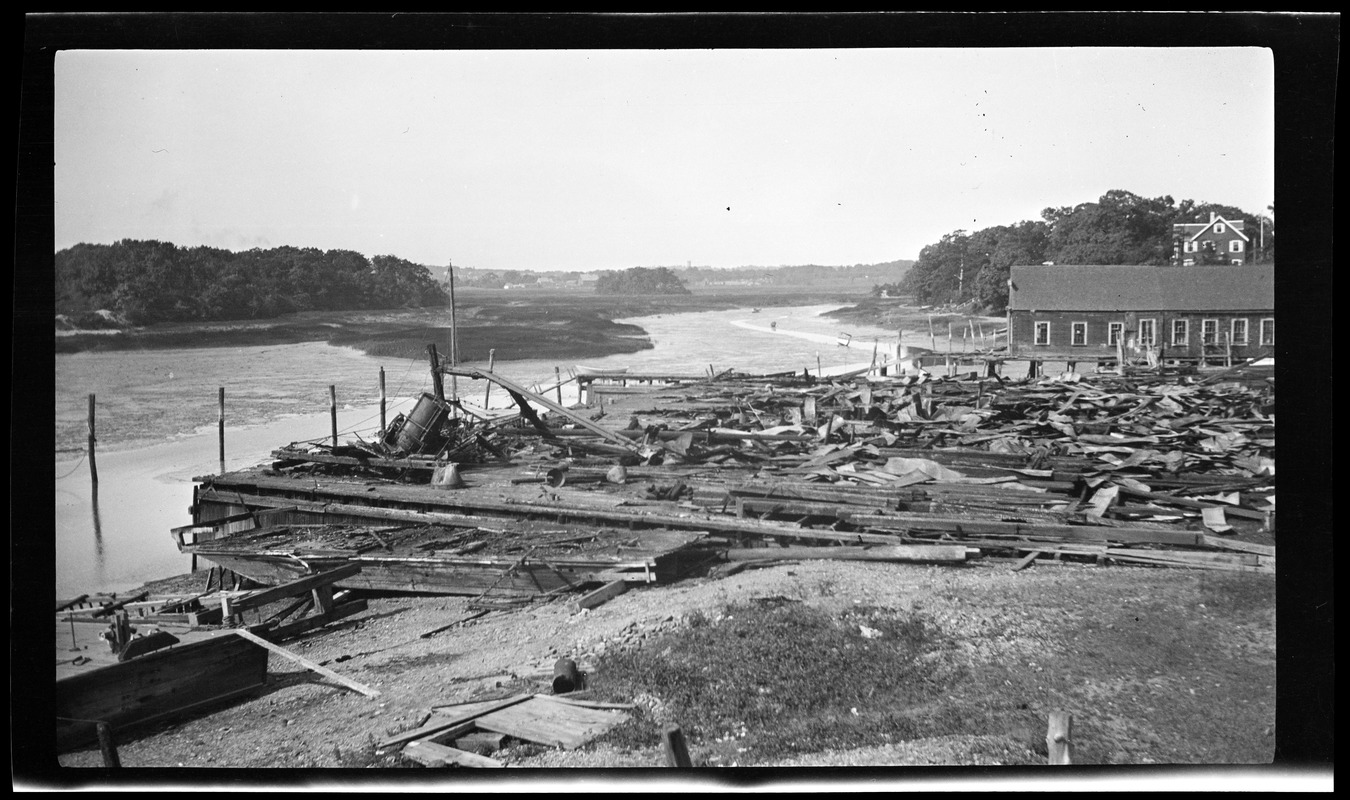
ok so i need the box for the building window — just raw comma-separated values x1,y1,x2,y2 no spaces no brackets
1182,258,1195,266
1139,319,1156,347
1107,322,1124,346
1214,223,1226,234
1231,318,1249,345
1172,319,1189,346
1229,239,1244,252
1071,322,1087,346
1183,241,1198,253
1230,259,1244,265
1202,319,1218,346
1260,318,1274,346
1033,321,1050,346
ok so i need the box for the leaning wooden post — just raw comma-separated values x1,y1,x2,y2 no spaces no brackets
446,260,459,402
1046,711,1073,765
218,387,226,474
87,393,98,486
816,351,822,377
662,724,693,768
483,349,496,409
329,385,338,448
96,721,121,768
379,367,387,433
555,366,564,405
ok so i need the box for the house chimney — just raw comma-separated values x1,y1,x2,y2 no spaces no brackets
1210,211,1217,223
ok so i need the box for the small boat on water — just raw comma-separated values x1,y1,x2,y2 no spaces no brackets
837,333,853,348
575,365,629,377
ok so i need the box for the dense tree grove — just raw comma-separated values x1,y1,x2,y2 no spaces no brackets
898,190,1274,313
594,266,691,295
55,240,449,324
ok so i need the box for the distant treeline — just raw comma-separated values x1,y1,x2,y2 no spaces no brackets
445,259,914,290
893,190,1275,314
55,239,448,325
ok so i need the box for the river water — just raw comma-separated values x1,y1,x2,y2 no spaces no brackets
53,304,921,598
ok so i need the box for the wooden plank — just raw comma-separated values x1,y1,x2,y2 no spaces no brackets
264,599,367,642
402,740,505,768
574,580,629,611
472,696,630,750
57,633,268,752
1199,534,1275,556
1012,550,1043,572
229,564,362,611
724,544,972,563
233,628,380,698
379,694,533,750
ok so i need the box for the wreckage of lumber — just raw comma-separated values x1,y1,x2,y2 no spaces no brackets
57,631,269,753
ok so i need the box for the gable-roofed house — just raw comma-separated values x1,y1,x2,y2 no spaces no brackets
1007,264,1274,365
1173,212,1251,266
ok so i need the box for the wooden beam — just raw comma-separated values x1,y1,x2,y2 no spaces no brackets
233,628,380,698
228,564,362,612
724,544,972,563
378,694,533,750
574,579,629,611
402,740,505,768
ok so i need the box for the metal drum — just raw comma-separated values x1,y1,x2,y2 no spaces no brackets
396,392,450,454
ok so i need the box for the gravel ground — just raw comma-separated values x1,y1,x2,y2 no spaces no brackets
51,552,1276,782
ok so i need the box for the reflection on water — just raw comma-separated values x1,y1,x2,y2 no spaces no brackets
54,305,904,597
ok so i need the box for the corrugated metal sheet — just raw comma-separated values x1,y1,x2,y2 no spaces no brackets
1009,265,1274,312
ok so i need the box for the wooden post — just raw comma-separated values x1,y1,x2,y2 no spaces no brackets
816,352,822,378
97,721,121,768
1046,711,1073,765
427,344,445,402
379,367,387,433
484,349,495,408
1224,331,1232,368
662,724,693,768
928,315,936,351
218,387,226,474
555,366,564,405
329,385,338,448
87,393,98,486
447,260,459,401
947,322,953,355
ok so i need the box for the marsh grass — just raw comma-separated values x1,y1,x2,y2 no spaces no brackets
590,601,953,762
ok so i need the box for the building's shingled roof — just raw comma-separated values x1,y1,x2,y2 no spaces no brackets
1008,265,1274,312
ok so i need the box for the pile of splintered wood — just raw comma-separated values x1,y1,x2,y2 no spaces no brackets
516,364,1275,574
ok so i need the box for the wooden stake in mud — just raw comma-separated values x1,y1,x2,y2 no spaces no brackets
662,724,693,768
555,366,564,405
87,393,98,486
96,722,121,768
1046,711,1074,765
329,385,338,448
816,351,822,377
379,367,387,433
218,387,226,474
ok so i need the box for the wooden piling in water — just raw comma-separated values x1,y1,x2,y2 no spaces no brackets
379,367,386,433
329,385,338,448
218,387,225,474
87,393,98,486
555,366,563,405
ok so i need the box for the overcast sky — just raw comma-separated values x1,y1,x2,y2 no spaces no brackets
54,47,1274,272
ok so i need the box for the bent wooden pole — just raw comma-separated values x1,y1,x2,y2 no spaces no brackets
234,628,380,698
442,365,640,451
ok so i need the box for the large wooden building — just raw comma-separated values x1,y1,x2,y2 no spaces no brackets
1007,264,1274,364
